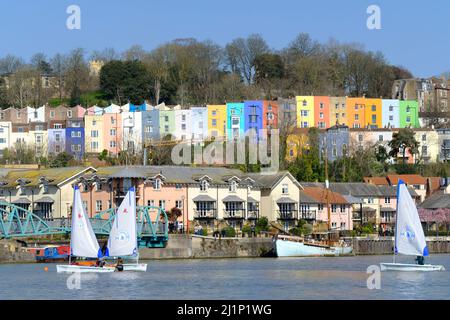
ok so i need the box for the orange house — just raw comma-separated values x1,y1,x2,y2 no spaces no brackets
364,98,382,128
314,96,330,129
262,100,278,130
346,97,366,128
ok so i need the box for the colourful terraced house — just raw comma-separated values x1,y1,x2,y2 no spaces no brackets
364,98,382,128
207,105,227,139
226,102,245,140
329,97,348,127
399,100,420,128
262,100,278,131
382,99,400,128
296,96,314,128
244,100,263,138
314,96,330,129
346,97,366,128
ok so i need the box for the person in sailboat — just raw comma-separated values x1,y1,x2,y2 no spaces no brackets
115,257,124,272
415,256,425,265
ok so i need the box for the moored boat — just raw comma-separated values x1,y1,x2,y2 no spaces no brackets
275,234,352,257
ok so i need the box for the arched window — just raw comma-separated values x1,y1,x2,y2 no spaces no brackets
200,180,208,192
229,180,237,192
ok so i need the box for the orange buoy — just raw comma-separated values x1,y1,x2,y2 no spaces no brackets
44,267,49,272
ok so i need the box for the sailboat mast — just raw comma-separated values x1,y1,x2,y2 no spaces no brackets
323,136,331,231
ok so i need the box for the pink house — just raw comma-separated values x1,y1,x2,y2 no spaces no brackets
68,105,87,119
102,112,123,155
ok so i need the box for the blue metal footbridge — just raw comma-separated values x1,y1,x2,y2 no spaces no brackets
0,202,169,248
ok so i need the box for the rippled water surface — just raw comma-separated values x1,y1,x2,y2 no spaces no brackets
1,255,449,300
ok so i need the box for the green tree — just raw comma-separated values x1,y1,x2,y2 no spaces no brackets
49,152,74,167
388,128,419,164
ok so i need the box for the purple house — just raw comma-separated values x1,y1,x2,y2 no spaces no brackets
244,100,263,138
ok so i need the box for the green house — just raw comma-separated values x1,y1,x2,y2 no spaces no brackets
399,100,420,128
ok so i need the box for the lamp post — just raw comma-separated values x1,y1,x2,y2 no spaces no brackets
181,195,185,234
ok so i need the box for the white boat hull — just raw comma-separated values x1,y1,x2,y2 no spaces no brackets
56,264,115,273
276,239,353,257
380,263,445,272
122,263,147,272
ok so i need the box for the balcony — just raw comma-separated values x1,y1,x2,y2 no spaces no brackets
277,210,297,220
300,210,316,221
247,210,259,220
223,209,245,219
194,209,217,219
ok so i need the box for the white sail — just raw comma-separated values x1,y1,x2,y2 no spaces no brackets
70,186,101,258
395,181,428,257
106,187,138,257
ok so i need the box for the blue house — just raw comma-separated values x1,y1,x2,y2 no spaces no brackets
244,100,263,139
226,102,245,140
129,103,147,112
141,109,161,143
66,127,85,160
319,124,349,162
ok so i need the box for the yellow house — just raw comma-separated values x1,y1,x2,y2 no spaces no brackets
364,98,382,128
207,105,227,139
286,128,311,161
296,96,314,128
414,129,439,164
84,114,104,153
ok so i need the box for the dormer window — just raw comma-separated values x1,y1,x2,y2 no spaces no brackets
19,186,26,195
229,180,237,192
200,180,208,192
282,183,289,194
153,178,161,190
95,182,102,192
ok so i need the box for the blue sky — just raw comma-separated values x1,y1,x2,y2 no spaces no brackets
0,0,448,77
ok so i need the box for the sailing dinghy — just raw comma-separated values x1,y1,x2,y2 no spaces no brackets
104,187,147,272
380,180,445,272
56,186,115,273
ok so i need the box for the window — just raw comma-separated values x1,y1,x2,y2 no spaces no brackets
358,135,363,142
331,205,337,212
212,119,217,126
355,114,359,121
301,110,308,117
35,135,43,144
55,133,61,142
96,200,103,211
71,131,81,138
109,141,116,148
91,141,99,150
332,148,337,157
0,138,5,144
110,129,116,136
111,117,116,124
319,112,324,119
91,130,99,138
385,197,390,204
320,103,324,109
302,122,308,128
372,115,376,124
164,125,169,132
181,124,186,130
422,146,428,156
406,116,411,123
389,116,394,121
0,128,4,133
302,100,307,107
164,116,169,122
18,127,24,133
422,134,426,141
147,200,155,207
159,200,166,209
153,179,161,190
282,183,288,194
318,204,324,211
54,124,63,129
340,222,346,229
67,110,72,118
200,180,208,191
95,183,102,191
92,120,97,126
232,117,240,126
367,197,374,204
50,110,55,118
229,181,237,192
340,204,346,212
379,135,383,142
389,106,393,112
332,222,337,228
406,106,411,113
182,114,186,121
35,125,44,131
175,200,183,209
371,105,376,112
71,144,81,152
212,110,217,116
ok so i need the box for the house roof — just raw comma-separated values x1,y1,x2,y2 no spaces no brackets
0,167,95,188
419,194,450,210
386,174,427,185
192,194,216,202
248,171,301,189
222,195,244,202
302,187,348,205
364,177,389,185
300,191,321,204
276,197,297,203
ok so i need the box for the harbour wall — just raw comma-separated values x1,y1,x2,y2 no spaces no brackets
0,240,35,263
139,235,274,259
352,237,450,255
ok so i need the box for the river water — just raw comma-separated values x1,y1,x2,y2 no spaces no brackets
1,255,449,300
